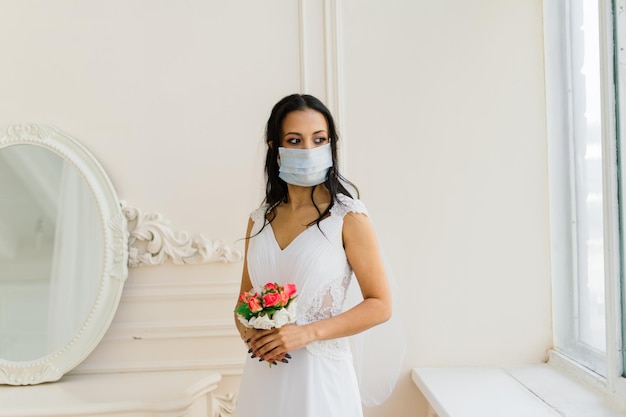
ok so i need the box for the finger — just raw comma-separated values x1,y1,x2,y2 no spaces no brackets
265,349,290,364
248,329,276,349
248,339,277,360
264,354,285,365
251,331,281,352
273,352,290,362
254,351,287,363
256,341,285,361
247,332,269,351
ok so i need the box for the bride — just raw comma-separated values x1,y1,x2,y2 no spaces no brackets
234,93,400,417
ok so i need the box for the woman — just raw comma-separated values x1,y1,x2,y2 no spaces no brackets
234,94,394,417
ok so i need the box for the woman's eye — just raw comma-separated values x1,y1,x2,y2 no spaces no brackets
287,138,301,144
314,137,327,143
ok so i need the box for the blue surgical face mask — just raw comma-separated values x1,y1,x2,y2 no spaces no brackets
278,143,333,187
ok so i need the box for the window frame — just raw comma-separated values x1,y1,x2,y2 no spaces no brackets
544,0,625,402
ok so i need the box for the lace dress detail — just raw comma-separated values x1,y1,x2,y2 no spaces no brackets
332,194,368,218
299,264,353,359
249,206,268,232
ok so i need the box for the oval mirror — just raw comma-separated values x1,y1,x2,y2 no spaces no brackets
0,124,128,385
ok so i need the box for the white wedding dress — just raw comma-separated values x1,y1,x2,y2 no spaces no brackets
236,194,367,417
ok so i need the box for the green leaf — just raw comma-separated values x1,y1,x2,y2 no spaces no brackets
235,303,253,320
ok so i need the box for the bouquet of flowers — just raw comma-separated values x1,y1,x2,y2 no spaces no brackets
235,282,298,329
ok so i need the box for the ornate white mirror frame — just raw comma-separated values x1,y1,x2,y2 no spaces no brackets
0,124,128,385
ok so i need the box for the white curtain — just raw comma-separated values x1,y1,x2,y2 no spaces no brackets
47,162,102,352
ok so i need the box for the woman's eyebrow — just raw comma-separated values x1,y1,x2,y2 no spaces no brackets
283,129,328,137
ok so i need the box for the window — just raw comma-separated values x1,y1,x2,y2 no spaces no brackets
545,0,625,396
615,0,626,377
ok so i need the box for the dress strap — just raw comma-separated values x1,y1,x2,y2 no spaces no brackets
249,206,266,224
249,206,269,236
332,194,368,218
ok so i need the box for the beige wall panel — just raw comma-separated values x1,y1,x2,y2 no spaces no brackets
341,1,551,416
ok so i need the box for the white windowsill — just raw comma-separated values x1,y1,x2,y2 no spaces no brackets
412,363,626,417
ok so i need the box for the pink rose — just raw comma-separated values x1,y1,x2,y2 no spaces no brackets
264,282,278,291
263,292,280,308
284,283,297,298
277,291,290,307
247,296,262,313
239,291,252,303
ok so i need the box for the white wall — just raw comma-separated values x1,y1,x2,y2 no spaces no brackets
0,1,550,416
341,1,550,415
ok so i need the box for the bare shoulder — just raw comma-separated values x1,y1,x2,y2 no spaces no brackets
342,209,389,302
342,211,378,245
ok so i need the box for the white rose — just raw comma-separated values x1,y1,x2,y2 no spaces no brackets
272,308,290,328
286,301,298,322
249,314,274,330
273,302,298,328
237,314,252,328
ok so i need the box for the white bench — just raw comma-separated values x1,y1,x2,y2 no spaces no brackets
412,365,626,417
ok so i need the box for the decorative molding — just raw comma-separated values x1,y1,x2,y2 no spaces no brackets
1,123,52,142
296,0,344,114
107,210,129,281
323,0,344,118
298,0,307,92
298,0,311,93
121,201,242,267
1,370,222,417
213,393,237,417
121,281,239,301
298,0,348,166
105,319,238,341
0,363,61,386
72,358,245,376
323,0,348,170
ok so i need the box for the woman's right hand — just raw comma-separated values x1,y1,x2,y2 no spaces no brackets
246,327,291,365
248,324,314,365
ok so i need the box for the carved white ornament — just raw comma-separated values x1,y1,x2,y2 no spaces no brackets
108,210,130,280
213,393,237,417
121,201,242,267
4,123,52,141
0,363,61,386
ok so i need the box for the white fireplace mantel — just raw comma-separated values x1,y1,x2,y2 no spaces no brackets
0,369,221,417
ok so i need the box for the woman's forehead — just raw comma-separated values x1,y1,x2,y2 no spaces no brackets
281,109,328,133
